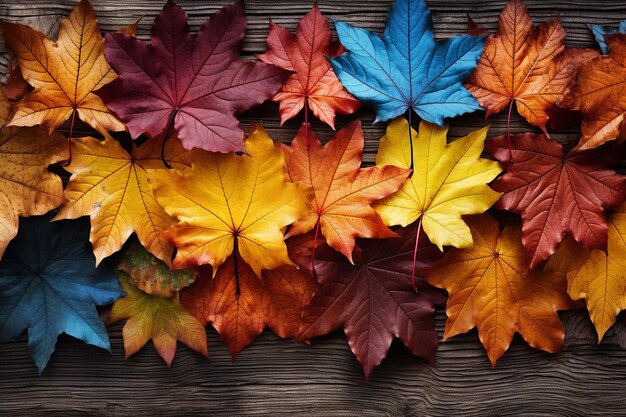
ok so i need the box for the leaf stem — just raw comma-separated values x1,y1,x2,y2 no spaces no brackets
304,98,309,139
161,109,178,169
407,110,414,174
233,234,240,299
65,108,77,166
311,217,321,278
410,217,423,291
506,100,514,165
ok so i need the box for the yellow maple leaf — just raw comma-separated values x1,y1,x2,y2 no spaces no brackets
108,271,208,366
0,88,66,258
0,0,125,136
374,117,502,249
53,136,190,266
552,203,626,341
151,124,309,276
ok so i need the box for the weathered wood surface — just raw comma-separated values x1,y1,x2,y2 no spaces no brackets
1,0,626,416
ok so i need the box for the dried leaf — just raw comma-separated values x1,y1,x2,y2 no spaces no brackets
298,226,444,379
0,89,66,259
108,271,208,366
329,0,486,124
180,236,317,359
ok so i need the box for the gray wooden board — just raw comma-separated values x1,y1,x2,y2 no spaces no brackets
1,0,626,415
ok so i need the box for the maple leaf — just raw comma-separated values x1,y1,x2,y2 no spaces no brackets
97,0,289,154
588,20,626,54
549,203,626,341
486,132,626,269
281,120,411,265
465,0,598,134
151,124,308,276
0,0,126,140
374,117,501,252
257,5,360,128
0,88,66,259
423,214,577,367
180,235,318,359
298,225,444,379
561,34,626,150
0,214,123,373
329,0,485,126
108,269,208,366
119,240,197,297
53,134,190,266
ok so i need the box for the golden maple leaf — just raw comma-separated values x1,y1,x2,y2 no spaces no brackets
1,0,126,137
151,124,309,276
53,135,190,266
423,214,577,366
549,203,626,341
374,117,502,250
0,88,66,258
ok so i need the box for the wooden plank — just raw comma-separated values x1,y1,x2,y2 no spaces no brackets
1,0,626,415
0,312,625,416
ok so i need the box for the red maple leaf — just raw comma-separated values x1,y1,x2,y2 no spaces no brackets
258,4,360,127
179,235,317,359
97,1,289,154
486,133,626,268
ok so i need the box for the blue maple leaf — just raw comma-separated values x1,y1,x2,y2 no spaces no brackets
0,214,124,373
329,0,487,125
588,21,626,54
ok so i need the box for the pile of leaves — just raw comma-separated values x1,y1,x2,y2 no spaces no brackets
1,0,626,379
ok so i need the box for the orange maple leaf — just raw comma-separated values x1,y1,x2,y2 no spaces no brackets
465,0,597,134
258,4,360,128
1,0,126,142
561,34,626,150
423,214,577,366
180,236,318,359
281,120,411,263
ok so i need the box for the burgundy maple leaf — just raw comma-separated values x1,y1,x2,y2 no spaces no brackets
296,227,444,379
97,0,289,153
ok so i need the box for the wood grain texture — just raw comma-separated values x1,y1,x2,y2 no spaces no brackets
1,0,626,415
